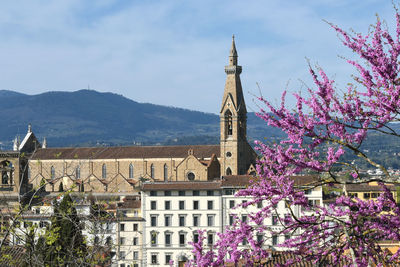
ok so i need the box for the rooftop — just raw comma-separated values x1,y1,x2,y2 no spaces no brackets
142,175,320,190
31,145,220,160
142,181,222,191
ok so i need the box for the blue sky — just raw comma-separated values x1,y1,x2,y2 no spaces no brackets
0,0,395,113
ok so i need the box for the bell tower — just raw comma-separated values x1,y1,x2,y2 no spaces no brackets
220,36,252,175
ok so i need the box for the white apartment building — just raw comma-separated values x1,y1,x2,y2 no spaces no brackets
142,181,223,267
221,175,322,250
116,217,144,267
115,197,144,267
142,175,322,266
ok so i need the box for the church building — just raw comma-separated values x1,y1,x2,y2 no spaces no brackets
20,37,257,194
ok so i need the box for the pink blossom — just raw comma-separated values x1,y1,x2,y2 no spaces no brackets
189,6,400,267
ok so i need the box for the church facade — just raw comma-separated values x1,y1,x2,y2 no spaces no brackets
12,37,257,195
0,124,41,203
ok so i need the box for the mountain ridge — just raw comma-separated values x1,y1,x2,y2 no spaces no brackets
0,89,281,149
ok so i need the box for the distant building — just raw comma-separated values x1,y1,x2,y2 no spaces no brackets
346,181,398,202
116,196,144,267
0,124,41,202
9,195,144,267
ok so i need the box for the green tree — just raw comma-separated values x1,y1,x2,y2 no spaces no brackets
42,193,87,266
22,225,35,266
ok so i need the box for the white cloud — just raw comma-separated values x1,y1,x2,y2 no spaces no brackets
0,0,395,113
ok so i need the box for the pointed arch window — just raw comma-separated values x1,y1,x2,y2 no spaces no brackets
50,166,55,179
76,166,81,179
102,164,107,179
1,171,8,185
225,110,233,137
163,164,168,181
226,167,232,175
8,162,13,184
150,164,155,179
129,163,134,179
80,182,84,192
27,166,31,180
0,161,13,185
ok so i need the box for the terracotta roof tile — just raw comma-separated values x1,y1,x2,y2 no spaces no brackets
221,175,320,188
31,145,220,160
224,251,350,267
221,175,253,187
117,199,141,209
290,175,320,186
142,175,320,191
123,195,141,201
346,183,396,192
126,179,138,185
142,181,221,191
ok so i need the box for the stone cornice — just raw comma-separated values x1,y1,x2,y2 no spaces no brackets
224,65,242,75
0,152,20,158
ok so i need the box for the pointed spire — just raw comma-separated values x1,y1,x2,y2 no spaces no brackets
225,35,241,75
222,35,245,113
13,137,19,151
28,123,32,133
229,34,238,66
42,137,47,149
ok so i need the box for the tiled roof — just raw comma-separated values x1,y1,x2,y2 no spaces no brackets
224,251,400,267
18,214,51,219
142,181,222,191
117,199,141,209
346,183,396,192
221,175,320,188
290,175,320,186
126,179,138,185
221,175,253,187
142,175,320,191
31,145,220,160
224,251,350,267
117,217,145,222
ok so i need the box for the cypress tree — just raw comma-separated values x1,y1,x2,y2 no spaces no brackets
44,194,87,266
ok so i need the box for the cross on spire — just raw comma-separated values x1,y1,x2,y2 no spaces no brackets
229,34,238,66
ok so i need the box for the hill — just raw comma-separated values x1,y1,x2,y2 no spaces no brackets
0,90,283,149
0,90,27,98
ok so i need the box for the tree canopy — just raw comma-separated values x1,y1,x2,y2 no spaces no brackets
189,6,400,267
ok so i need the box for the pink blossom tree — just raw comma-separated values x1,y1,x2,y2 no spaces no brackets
189,7,400,267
